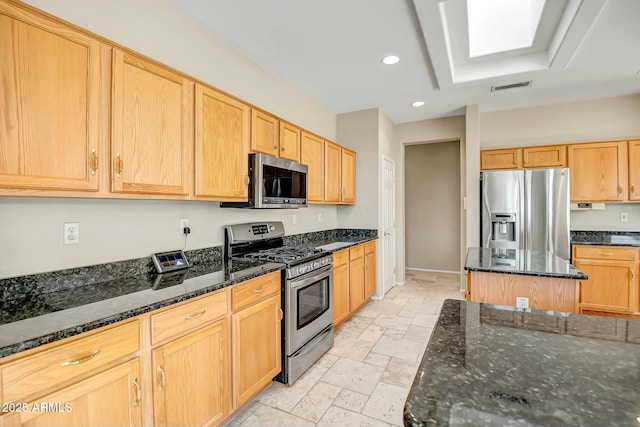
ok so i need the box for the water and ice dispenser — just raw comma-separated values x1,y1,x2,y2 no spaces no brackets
490,213,517,247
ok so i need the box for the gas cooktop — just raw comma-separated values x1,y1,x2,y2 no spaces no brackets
241,246,324,263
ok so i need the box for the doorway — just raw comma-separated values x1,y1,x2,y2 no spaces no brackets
404,141,461,274
381,157,396,296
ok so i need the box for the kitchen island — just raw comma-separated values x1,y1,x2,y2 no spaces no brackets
404,299,640,426
465,248,587,313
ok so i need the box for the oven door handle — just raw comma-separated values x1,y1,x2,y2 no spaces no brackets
289,265,333,289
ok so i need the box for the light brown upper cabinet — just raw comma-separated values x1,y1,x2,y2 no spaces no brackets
522,145,567,168
480,148,522,170
0,3,106,192
194,84,250,201
300,132,325,202
629,140,640,201
568,141,628,202
111,49,193,196
250,109,279,157
279,121,301,162
341,147,356,204
324,141,342,203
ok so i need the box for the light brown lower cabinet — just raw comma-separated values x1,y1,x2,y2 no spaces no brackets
573,245,639,318
152,321,229,427
0,271,282,427
333,241,377,328
0,360,142,427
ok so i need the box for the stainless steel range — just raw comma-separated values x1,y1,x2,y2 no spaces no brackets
224,221,334,385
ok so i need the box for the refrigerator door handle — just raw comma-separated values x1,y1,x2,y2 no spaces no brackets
521,171,528,252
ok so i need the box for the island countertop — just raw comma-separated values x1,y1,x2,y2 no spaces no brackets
404,299,640,426
464,247,587,280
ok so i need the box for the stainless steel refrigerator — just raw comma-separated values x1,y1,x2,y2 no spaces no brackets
481,168,570,260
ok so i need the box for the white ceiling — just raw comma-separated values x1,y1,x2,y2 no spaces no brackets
165,0,640,123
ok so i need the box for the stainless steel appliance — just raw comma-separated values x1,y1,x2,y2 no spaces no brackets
481,168,570,260
220,153,308,209
224,221,333,385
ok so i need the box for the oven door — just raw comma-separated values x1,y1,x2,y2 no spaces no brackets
285,265,333,355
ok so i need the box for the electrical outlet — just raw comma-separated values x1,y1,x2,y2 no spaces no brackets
292,214,297,225
64,222,79,245
516,297,529,309
621,212,628,222
180,219,190,234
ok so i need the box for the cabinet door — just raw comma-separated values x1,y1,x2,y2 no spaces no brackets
629,140,640,201
194,84,250,200
112,49,193,195
349,257,365,312
301,132,325,202
364,247,377,300
574,260,635,313
232,294,281,408
522,145,567,168
0,6,104,191
152,321,230,427
250,110,279,156
3,360,142,427
324,141,342,203
568,141,628,201
279,121,300,162
481,148,522,170
341,148,356,204
333,262,350,327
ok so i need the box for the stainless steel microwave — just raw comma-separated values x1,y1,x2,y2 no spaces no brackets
221,153,308,209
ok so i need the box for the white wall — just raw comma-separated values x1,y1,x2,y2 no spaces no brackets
480,94,640,231
2,0,338,279
336,109,379,229
480,94,640,148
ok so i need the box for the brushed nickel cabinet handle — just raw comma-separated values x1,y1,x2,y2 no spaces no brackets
115,153,123,177
184,310,206,320
244,173,250,189
631,269,635,280
253,288,264,294
278,308,283,321
91,149,98,175
618,185,623,194
597,252,613,256
61,349,100,367
158,364,166,392
133,377,141,408
632,184,636,194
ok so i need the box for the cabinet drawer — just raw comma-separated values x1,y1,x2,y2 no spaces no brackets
573,246,637,261
232,271,281,312
2,320,139,402
151,290,229,344
349,245,364,260
333,249,349,266
364,240,376,254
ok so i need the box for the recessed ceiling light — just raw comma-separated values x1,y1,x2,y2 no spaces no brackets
382,55,400,65
412,101,425,107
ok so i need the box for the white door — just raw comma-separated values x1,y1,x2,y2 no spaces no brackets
382,157,396,295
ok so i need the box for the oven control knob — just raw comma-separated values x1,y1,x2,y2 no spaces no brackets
270,225,275,231
313,261,320,269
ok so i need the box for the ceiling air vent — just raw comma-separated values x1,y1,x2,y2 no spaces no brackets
491,81,533,92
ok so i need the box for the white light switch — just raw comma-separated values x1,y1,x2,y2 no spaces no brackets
292,214,297,225
621,212,628,222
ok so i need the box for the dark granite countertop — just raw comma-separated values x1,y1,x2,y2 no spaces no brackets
404,299,640,427
0,257,283,358
465,248,587,280
571,230,640,247
0,229,377,359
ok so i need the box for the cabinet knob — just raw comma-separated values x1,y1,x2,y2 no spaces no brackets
618,185,623,194
281,147,286,152
273,144,278,149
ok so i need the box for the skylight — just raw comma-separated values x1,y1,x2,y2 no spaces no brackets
467,0,546,57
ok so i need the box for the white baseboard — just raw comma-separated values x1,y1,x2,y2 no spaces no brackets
395,281,406,286
406,267,462,275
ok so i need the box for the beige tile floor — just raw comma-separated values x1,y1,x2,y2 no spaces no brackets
224,271,465,427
